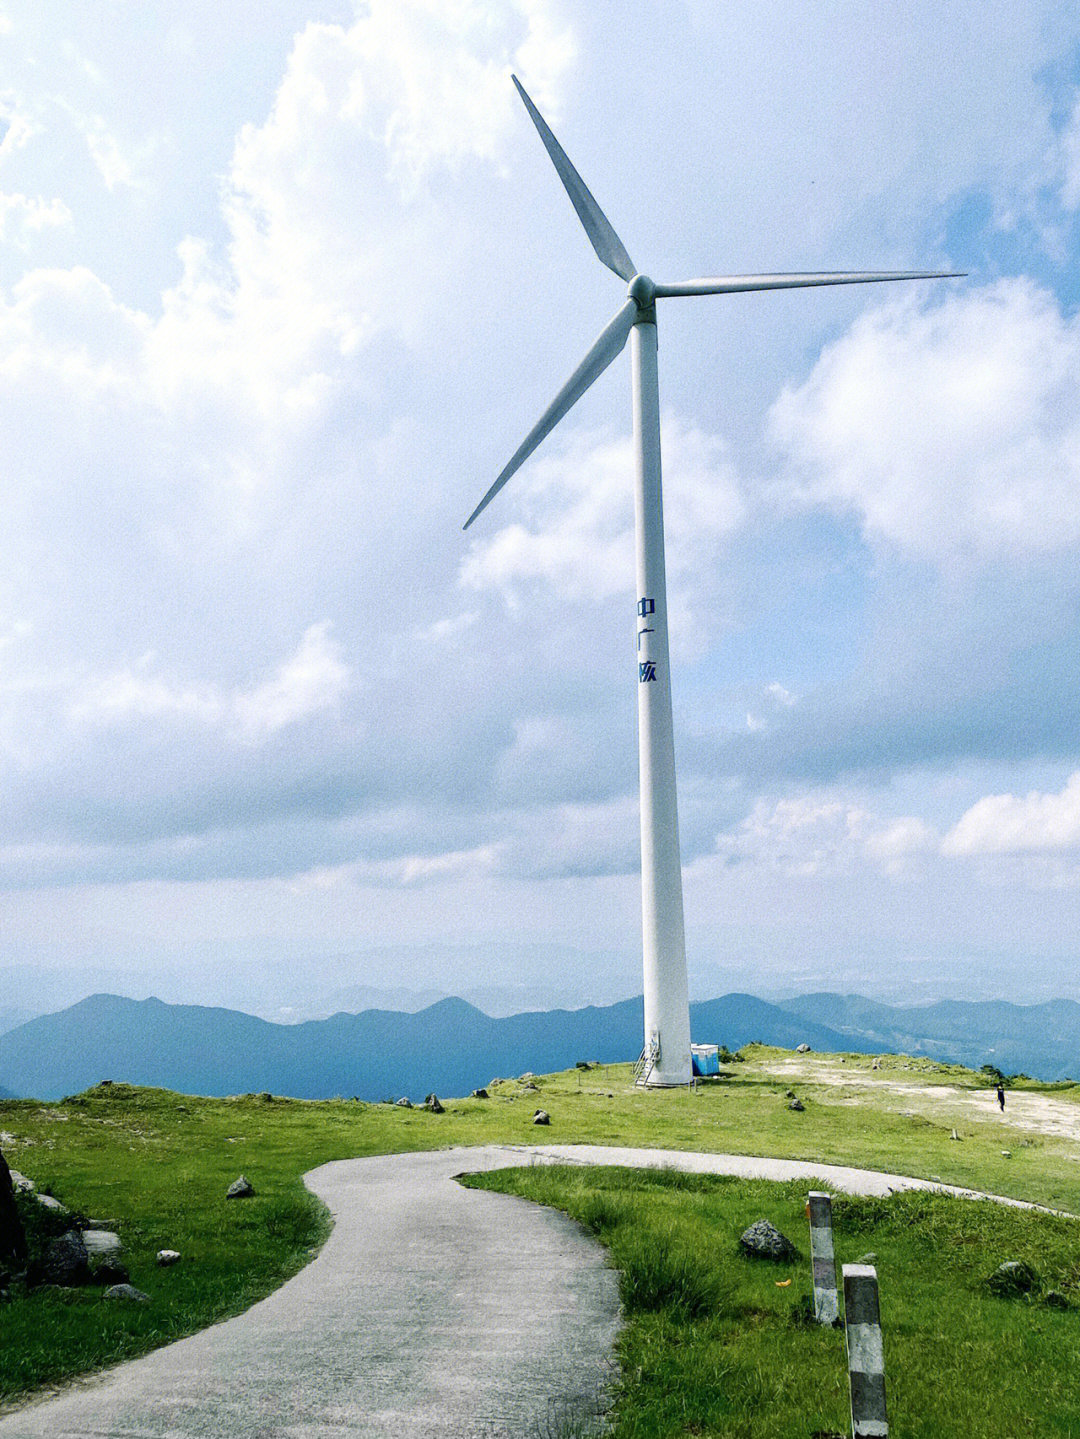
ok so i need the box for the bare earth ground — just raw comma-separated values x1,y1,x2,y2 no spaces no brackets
760,1056,1080,1142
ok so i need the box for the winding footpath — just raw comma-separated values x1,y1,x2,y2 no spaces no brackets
0,1144,1062,1438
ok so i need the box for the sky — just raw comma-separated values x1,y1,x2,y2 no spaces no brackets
4,0,1080,1022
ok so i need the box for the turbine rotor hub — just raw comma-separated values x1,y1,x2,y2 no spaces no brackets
628,273,656,309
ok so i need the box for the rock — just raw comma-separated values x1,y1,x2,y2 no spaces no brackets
1001,1151,1012,1158
784,1089,796,1099
104,1283,149,1303
532,1109,551,1125
82,1229,122,1257
575,1061,591,1071
35,1193,69,1214
8,1170,34,1193
1043,1289,1070,1310
787,1099,805,1112
424,1094,445,1114
471,1089,489,1100
987,1260,1039,1296
394,1097,413,1108
156,1250,181,1266
90,1259,129,1285
871,1058,881,1070
740,1219,798,1261
488,1079,503,1088
40,1229,90,1287
950,1129,961,1141
225,1176,255,1199
0,1150,27,1268
796,1043,812,1054
520,1083,539,1093
520,1072,535,1080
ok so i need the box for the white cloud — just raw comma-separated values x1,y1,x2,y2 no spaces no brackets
772,279,1080,561
460,413,743,652
0,190,69,239
716,793,938,878
70,624,350,741
943,771,1080,855
235,622,350,738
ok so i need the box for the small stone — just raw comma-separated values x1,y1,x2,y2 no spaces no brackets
8,1170,34,1193
520,1072,535,1080
225,1176,255,1199
471,1089,489,1100
424,1094,444,1114
987,1260,1039,1296
740,1219,798,1261
157,1250,181,1266
1001,1151,1012,1158
521,1082,539,1093
35,1193,68,1214
796,1043,812,1054
82,1229,122,1257
532,1109,551,1125
40,1229,90,1286
788,1099,805,1112
871,1058,881,1070
950,1129,961,1141
1043,1289,1070,1309
394,1097,413,1108
104,1283,149,1303
784,1089,795,1099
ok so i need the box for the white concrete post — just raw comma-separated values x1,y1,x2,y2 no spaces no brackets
843,1263,887,1439
630,311,691,1088
807,1190,839,1325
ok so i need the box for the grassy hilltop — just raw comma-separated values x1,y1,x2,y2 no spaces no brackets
3,1046,1080,1435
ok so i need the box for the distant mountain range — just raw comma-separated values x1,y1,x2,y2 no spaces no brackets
0,990,1077,1102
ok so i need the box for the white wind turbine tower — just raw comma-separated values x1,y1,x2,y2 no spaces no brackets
464,77,957,1087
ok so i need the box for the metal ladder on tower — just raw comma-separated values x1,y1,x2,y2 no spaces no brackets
633,1037,660,1087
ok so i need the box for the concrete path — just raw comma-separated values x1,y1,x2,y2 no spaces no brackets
0,1144,1062,1437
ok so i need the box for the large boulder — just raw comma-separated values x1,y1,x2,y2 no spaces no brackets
0,1150,27,1269
40,1229,91,1287
739,1219,798,1261
424,1094,445,1114
82,1229,122,1258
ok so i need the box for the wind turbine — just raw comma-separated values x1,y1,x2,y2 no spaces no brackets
464,76,958,1087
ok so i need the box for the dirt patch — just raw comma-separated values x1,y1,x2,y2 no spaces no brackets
760,1058,1080,1143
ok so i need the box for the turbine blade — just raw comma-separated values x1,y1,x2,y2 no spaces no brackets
653,270,963,297
512,75,636,283
463,299,637,530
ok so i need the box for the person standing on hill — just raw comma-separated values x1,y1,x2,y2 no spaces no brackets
996,1084,1005,1112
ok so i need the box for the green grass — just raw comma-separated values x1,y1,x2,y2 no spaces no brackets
2,1049,1080,1418
463,1163,1080,1438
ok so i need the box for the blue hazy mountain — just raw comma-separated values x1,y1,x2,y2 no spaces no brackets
0,990,1076,1102
0,991,870,1101
781,992,1080,1078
